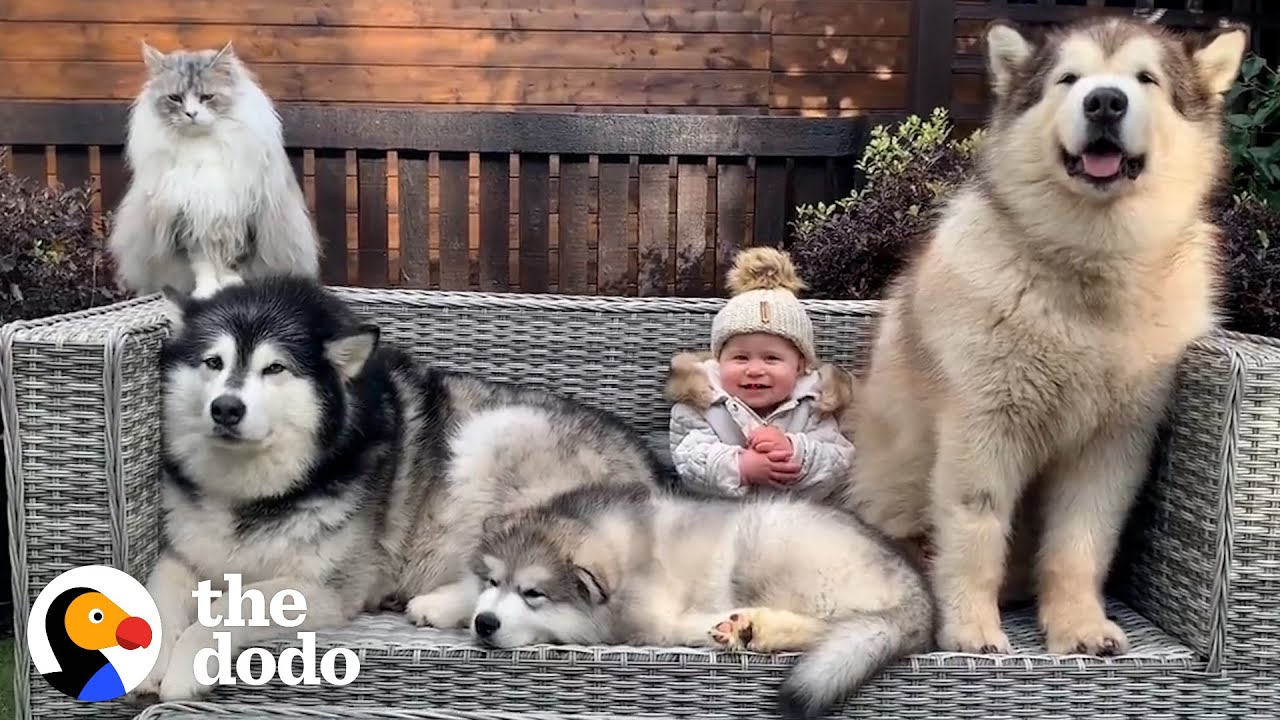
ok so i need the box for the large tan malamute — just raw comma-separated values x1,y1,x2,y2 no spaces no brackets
841,16,1247,656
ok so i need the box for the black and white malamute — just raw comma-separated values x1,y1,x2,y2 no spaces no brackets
134,275,671,701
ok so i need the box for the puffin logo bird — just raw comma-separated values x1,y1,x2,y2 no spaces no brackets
40,586,153,702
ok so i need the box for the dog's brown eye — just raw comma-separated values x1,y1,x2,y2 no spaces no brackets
1137,71,1157,85
203,356,223,371
262,362,286,376
1058,73,1079,85
521,588,546,600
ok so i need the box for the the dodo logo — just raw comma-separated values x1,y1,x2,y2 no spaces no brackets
27,565,161,702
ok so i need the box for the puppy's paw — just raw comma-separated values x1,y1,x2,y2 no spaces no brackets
938,617,1011,654
129,676,160,701
157,659,211,702
1043,612,1129,656
710,609,755,651
405,589,472,629
129,646,170,700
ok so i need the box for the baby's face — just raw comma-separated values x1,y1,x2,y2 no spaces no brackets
718,334,803,414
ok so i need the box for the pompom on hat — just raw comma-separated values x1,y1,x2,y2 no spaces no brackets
711,247,817,366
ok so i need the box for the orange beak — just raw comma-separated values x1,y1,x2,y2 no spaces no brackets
115,616,151,650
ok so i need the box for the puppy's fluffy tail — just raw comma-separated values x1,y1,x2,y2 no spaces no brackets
777,602,934,719
725,247,806,296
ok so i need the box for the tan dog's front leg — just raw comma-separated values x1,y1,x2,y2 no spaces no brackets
930,412,1036,654
1035,422,1154,655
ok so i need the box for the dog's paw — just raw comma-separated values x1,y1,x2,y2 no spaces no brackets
937,617,1011,654
1043,613,1129,656
405,590,471,629
157,661,212,703
129,676,161,701
128,648,169,700
710,610,755,651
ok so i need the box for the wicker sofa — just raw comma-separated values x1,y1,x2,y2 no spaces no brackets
4,287,1278,720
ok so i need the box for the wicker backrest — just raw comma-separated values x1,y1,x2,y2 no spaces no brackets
332,287,884,436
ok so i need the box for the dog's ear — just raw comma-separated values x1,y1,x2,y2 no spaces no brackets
159,284,189,332
325,323,379,380
984,20,1034,98
572,564,610,606
1189,25,1249,95
570,538,617,606
481,513,510,537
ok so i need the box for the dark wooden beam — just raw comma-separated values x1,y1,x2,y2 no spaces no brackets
0,101,883,158
955,3,1251,30
908,0,958,115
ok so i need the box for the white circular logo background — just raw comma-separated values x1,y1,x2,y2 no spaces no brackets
27,564,162,699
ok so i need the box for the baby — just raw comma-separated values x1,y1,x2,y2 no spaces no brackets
665,247,855,502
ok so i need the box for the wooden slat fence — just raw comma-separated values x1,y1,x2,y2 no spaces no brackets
0,102,882,295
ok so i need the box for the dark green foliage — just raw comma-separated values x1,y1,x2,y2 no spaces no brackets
789,109,981,301
1224,53,1280,208
0,151,128,325
1216,193,1280,339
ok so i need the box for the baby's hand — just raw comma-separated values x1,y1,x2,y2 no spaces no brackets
749,426,792,461
766,458,802,486
738,449,775,486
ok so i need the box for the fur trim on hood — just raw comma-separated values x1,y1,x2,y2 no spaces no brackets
663,350,856,415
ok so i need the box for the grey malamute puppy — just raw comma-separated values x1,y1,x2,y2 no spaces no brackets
472,481,935,720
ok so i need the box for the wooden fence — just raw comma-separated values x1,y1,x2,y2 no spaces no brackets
916,0,1277,122
0,103,880,294
0,0,1275,295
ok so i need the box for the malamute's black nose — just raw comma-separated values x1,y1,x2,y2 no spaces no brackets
1084,86,1127,124
473,611,500,638
210,395,246,427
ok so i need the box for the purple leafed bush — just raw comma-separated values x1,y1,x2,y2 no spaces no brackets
1215,193,1280,339
0,151,129,325
788,109,981,302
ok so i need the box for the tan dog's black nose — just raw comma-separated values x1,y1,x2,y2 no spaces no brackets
1084,86,1128,124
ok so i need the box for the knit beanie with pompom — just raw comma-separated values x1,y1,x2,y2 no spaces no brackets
711,247,816,367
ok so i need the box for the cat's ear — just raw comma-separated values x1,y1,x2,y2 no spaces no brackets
210,41,236,68
141,41,166,74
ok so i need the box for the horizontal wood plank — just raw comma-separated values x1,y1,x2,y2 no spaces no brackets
771,73,907,111
0,61,770,107
772,35,909,73
0,1,770,33
953,4,1245,29
0,22,770,71
770,0,912,37
0,101,880,157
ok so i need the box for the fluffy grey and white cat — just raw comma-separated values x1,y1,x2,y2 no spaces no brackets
108,42,320,298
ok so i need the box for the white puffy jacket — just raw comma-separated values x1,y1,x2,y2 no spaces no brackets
664,351,856,503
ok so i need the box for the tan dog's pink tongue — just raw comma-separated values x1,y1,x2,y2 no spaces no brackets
1082,152,1122,178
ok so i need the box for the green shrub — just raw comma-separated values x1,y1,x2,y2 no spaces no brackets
1224,53,1280,207
1217,192,1280,339
0,150,128,325
788,108,981,300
